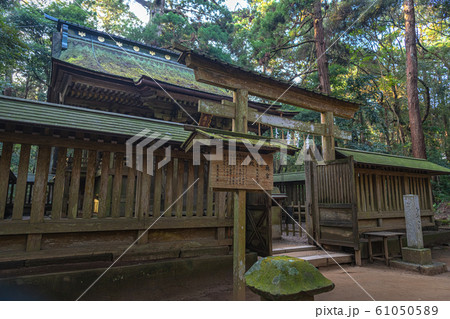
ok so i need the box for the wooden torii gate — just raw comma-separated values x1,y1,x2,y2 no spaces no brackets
177,48,359,300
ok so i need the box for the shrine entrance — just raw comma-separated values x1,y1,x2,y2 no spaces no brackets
177,45,360,300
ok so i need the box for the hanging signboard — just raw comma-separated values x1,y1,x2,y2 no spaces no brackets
209,151,273,191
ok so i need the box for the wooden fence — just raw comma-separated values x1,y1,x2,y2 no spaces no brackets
0,134,233,255
274,181,306,237
355,169,434,232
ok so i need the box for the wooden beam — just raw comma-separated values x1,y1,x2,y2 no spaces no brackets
198,100,351,140
0,217,235,235
183,53,359,119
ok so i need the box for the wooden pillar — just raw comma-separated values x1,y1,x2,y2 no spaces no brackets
233,89,248,301
304,161,317,245
233,189,246,300
234,89,248,133
321,111,335,161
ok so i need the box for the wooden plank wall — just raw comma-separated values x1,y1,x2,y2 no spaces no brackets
0,136,233,254
314,159,358,249
355,169,434,233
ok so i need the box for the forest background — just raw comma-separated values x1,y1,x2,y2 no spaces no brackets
0,0,449,209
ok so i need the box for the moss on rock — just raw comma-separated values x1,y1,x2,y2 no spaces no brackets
244,256,334,301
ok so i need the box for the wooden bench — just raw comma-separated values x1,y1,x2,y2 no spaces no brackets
363,231,405,266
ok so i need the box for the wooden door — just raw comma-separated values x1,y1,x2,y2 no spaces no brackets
246,192,272,256
305,157,359,249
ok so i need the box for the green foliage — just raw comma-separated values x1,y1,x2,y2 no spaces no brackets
0,0,449,204
0,14,27,76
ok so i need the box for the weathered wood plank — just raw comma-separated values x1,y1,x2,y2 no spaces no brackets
30,146,52,223
233,189,246,300
427,177,433,210
364,174,370,211
360,174,367,212
0,142,13,219
12,144,31,220
82,150,97,219
26,234,42,252
0,217,235,235
196,162,205,216
98,151,111,218
153,156,162,217
124,165,136,218
67,148,82,219
176,159,185,218
140,158,151,219
186,53,359,119
198,99,353,140
111,153,124,218
321,111,335,160
51,147,67,220
186,161,194,217
134,171,142,218
164,159,173,215
355,168,429,178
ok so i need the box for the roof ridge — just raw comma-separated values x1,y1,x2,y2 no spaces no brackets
48,15,176,56
335,147,427,161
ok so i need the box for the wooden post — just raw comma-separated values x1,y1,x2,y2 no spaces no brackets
0,142,13,219
321,112,335,161
233,189,246,300
233,89,248,301
304,160,317,245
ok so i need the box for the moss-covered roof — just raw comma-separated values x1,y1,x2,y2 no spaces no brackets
336,147,450,174
0,95,189,143
274,171,305,183
55,33,229,97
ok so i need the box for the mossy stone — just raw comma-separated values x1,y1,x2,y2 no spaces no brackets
244,256,334,301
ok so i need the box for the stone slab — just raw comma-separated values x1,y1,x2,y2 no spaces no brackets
401,247,432,265
403,195,424,248
390,260,447,276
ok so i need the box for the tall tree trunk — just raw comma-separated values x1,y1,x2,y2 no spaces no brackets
404,0,427,159
314,0,334,160
313,0,331,94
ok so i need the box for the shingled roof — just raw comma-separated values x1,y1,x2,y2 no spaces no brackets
0,95,190,143
336,148,450,175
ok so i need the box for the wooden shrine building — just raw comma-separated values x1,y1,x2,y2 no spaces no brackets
274,148,450,265
0,19,317,272
2,17,448,280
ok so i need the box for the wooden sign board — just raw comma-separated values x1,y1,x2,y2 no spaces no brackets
209,151,273,191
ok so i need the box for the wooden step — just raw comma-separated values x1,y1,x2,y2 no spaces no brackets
274,248,353,267
299,252,353,267
272,245,317,254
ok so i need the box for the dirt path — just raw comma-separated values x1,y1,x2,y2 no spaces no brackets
95,246,450,301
